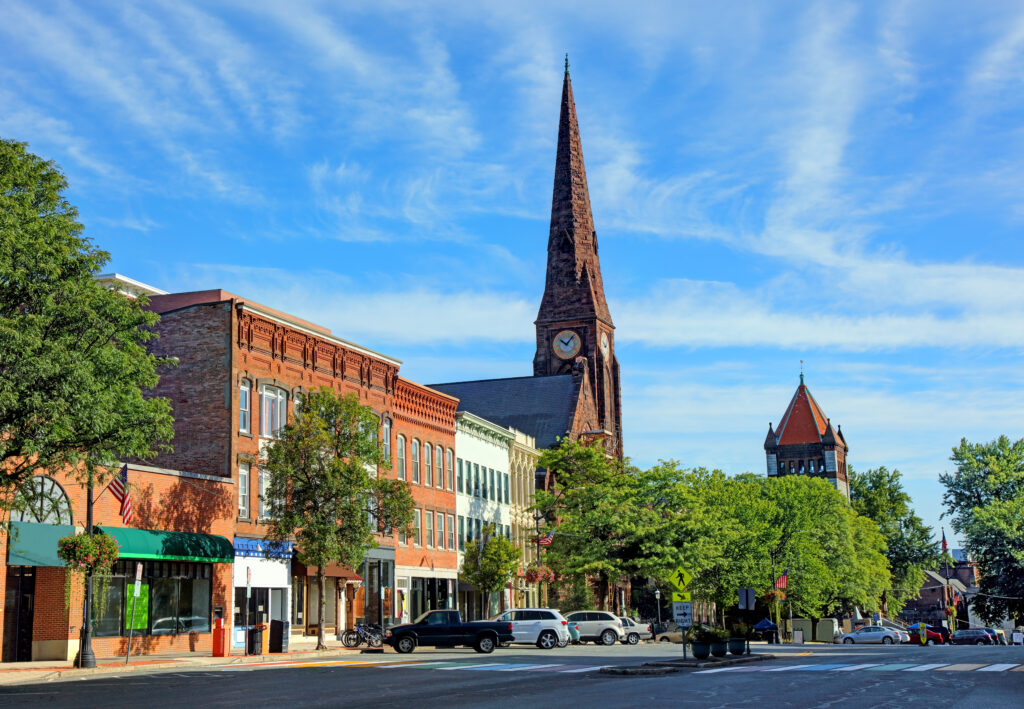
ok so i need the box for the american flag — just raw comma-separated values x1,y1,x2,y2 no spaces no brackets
538,530,555,546
108,464,133,524
774,569,788,590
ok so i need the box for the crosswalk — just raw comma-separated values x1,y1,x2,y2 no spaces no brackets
695,662,1024,675
223,658,608,675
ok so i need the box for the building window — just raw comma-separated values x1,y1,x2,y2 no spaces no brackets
382,418,391,461
435,445,443,488
412,440,420,484
94,561,211,638
474,518,481,540
10,475,73,525
458,516,465,550
239,379,251,433
259,385,288,437
436,512,444,550
258,467,270,519
396,435,406,480
798,460,805,474
425,509,433,548
423,444,432,487
446,449,454,490
413,509,422,546
238,462,250,519
457,458,464,493
489,469,495,501
504,473,510,504
475,464,482,498
447,514,455,550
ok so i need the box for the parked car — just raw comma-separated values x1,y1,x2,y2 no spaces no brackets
385,609,514,653
567,620,581,645
896,629,912,644
840,625,903,644
951,628,995,645
925,625,950,644
655,628,684,643
564,611,625,645
619,617,652,645
490,608,570,649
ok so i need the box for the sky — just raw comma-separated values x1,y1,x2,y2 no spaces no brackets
3,1,1024,546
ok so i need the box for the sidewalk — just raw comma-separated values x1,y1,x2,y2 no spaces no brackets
0,642,383,686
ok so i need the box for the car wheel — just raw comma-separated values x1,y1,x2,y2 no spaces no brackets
927,639,935,645
395,636,416,654
976,640,985,646
475,635,496,654
558,636,569,648
626,633,640,645
537,630,558,650
600,629,617,646
659,637,671,643
843,638,854,644
499,641,511,648
882,637,892,645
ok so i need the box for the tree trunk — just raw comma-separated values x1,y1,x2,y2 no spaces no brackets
317,568,327,650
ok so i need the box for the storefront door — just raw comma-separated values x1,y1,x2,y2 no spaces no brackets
1,567,34,662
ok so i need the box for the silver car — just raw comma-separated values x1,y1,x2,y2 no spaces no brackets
564,611,625,645
618,617,651,645
840,625,902,644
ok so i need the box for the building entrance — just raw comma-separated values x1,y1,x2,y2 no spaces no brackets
2,567,35,662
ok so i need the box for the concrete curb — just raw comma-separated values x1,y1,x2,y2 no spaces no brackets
600,665,680,676
644,653,776,669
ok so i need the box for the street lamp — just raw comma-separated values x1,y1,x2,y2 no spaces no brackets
533,510,546,606
654,588,662,631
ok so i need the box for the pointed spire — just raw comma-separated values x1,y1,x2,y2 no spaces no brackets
764,423,778,450
536,59,612,326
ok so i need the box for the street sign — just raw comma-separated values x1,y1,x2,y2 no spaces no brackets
134,562,142,597
672,590,691,602
246,566,252,598
669,567,692,590
673,601,693,628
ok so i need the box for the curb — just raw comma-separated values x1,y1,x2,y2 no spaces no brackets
600,665,680,676
645,653,776,669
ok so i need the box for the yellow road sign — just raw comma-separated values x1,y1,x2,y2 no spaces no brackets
668,567,692,590
671,591,691,602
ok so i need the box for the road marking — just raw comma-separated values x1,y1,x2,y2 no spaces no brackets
762,664,813,672
493,664,553,672
801,664,848,671
866,664,915,671
436,663,498,671
529,665,570,672
462,664,529,671
374,661,449,669
833,664,880,671
936,664,986,672
903,664,949,672
976,664,1019,672
1011,665,1024,672
559,665,606,673
694,667,744,674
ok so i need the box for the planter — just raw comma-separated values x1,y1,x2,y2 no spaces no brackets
690,641,711,659
728,638,746,655
710,640,728,657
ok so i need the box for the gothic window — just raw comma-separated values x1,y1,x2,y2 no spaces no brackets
11,475,73,525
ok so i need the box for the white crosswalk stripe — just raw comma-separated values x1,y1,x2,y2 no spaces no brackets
559,666,606,673
903,664,949,672
977,664,1018,672
834,664,880,671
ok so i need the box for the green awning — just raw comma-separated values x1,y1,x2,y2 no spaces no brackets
96,526,234,563
7,521,77,566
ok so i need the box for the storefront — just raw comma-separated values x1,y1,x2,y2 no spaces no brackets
291,559,362,637
359,547,395,629
395,569,457,623
232,538,292,652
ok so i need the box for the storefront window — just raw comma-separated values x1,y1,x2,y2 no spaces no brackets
92,575,126,637
95,560,213,637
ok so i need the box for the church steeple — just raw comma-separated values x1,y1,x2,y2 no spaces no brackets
535,58,612,327
533,60,621,458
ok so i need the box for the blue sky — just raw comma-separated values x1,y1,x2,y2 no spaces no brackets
3,1,1024,546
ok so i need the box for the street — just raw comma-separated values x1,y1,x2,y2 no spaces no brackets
0,643,1020,708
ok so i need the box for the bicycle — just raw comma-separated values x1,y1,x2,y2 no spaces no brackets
342,623,384,648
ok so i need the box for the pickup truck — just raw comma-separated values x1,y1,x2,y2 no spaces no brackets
385,610,514,654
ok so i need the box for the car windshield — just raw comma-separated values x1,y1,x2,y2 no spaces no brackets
415,611,445,625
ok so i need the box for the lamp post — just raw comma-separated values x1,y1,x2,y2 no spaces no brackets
533,510,545,606
76,475,96,668
654,588,662,632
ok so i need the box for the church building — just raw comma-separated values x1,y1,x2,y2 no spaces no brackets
764,374,850,499
430,59,622,463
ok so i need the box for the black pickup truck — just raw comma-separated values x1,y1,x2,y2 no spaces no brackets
385,610,514,654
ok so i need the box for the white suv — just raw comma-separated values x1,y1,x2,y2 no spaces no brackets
564,611,625,645
492,608,570,649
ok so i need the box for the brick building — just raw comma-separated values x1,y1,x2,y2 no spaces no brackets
144,287,404,642
764,374,850,499
391,377,459,624
2,463,234,662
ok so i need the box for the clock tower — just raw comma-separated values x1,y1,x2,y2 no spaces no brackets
533,57,622,458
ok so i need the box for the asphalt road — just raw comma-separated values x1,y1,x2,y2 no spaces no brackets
1,642,1021,708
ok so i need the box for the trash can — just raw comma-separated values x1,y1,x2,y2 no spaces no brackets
247,625,264,655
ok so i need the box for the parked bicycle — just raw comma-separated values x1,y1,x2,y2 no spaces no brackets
342,623,384,648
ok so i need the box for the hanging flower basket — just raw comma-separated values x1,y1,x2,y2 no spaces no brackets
524,564,555,584
56,533,120,608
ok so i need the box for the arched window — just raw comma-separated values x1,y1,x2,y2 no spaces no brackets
445,449,454,490
435,445,443,488
381,418,392,461
424,444,433,486
411,439,421,484
396,435,406,480
12,475,73,525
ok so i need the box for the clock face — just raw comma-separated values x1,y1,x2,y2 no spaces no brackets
552,330,581,359
600,333,610,356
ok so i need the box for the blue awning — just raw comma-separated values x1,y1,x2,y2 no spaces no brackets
233,537,293,559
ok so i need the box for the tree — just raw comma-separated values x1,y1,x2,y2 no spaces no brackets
850,466,939,615
0,139,174,510
262,388,414,649
940,436,1024,625
459,524,521,616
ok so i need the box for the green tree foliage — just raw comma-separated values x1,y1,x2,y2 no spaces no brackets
941,436,1024,625
850,466,939,615
0,139,174,509
262,388,414,649
459,524,521,614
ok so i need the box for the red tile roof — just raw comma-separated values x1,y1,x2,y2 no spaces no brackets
776,380,830,446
